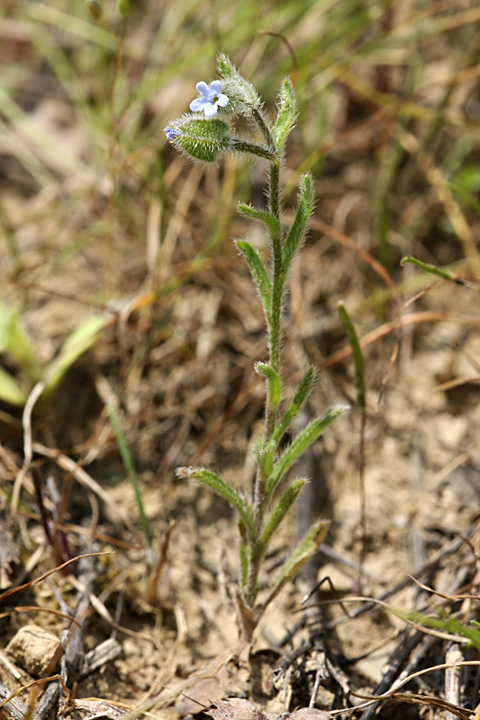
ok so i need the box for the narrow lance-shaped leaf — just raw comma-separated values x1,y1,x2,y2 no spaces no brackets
255,437,275,479
338,302,366,413
262,520,329,610
255,478,306,558
0,366,27,406
176,467,256,541
400,256,465,285
281,174,314,281
266,406,348,496
255,361,281,409
107,403,152,547
271,367,315,446
43,315,108,398
236,240,272,318
393,610,480,653
238,519,249,588
237,204,281,242
0,303,42,385
272,77,296,152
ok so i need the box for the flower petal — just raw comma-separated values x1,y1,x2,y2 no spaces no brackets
196,81,210,98
217,94,229,108
164,126,179,139
210,80,222,95
204,103,219,118
190,97,209,112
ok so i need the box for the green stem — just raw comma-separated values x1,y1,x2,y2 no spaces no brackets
230,139,276,162
245,113,284,613
267,159,283,432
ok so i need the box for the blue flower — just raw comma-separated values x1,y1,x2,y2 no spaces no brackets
189,81,229,118
164,126,180,140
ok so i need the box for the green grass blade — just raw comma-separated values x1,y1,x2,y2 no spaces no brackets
107,403,152,548
0,303,42,385
400,256,465,285
0,367,27,406
43,316,108,398
338,301,366,412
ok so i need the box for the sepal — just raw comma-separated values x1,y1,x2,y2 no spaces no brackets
217,54,262,110
165,114,232,163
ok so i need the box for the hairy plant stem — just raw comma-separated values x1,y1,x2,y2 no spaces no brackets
247,151,283,611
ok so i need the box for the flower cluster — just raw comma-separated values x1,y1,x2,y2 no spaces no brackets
163,80,229,144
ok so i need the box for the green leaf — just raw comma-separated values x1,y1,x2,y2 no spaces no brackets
256,479,306,557
271,367,315,446
176,467,256,541
263,520,329,608
107,403,152,547
43,315,108,397
338,302,366,412
236,240,272,317
117,0,129,16
255,437,275,478
0,302,42,384
0,366,27,406
266,405,347,495
255,362,281,409
272,78,296,151
400,256,464,285
239,540,249,588
282,174,314,281
396,610,480,653
237,204,281,242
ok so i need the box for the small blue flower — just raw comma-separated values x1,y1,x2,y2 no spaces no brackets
164,126,181,140
189,81,229,118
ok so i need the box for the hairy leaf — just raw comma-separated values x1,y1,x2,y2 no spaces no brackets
236,240,272,317
267,406,347,495
176,467,256,540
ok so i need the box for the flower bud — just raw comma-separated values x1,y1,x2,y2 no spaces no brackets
86,0,102,20
165,116,232,163
117,0,130,17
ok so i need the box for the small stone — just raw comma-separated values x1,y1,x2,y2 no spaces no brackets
6,624,62,676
